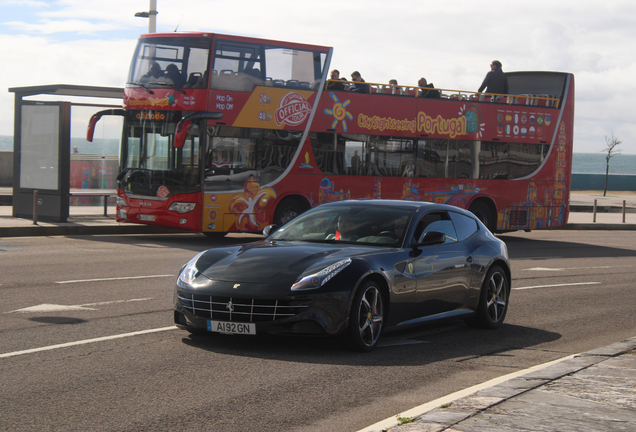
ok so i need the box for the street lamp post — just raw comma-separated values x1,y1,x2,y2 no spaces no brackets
134,0,158,33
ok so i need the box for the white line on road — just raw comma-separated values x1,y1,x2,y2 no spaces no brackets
513,282,601,290
0,326,179,359
525,265,632,271
5,297,156,314
55,275,174,284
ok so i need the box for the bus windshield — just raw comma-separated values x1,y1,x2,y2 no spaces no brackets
128,37,211,89
120,111,201,196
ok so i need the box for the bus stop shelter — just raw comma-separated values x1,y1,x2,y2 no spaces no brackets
9,84,123,222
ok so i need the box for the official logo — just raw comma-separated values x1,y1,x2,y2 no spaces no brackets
226,300,234,312
233,284,241,289
275,92,311,126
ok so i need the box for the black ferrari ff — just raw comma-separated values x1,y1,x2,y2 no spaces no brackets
174,200,511,351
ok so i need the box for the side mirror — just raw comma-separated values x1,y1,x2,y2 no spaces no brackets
262,224,279,237
412,231,446,247
86,109,125,142
174,112,224,148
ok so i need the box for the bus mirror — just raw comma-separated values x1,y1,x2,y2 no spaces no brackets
175,112,224,149
174,120,193,149
86,109,125,142
87,115,100,142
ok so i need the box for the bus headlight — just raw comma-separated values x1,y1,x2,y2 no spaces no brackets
169,202,197,214
116,196,128,207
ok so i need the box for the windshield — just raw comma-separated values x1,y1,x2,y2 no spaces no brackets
269,205,415,247
120,110,201,196
128,37,211,89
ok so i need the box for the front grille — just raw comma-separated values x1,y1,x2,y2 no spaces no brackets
178,293,310,323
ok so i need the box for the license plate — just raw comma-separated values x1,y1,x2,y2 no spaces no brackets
138,214,156,221
207,320,256,335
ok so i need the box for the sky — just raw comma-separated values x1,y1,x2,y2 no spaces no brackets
1,0,635,154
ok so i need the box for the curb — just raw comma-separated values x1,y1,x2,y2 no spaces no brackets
0,224,187,237
381,336,636,432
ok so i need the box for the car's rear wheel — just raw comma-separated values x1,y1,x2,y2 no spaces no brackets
473,265,509,329
347,280,385,351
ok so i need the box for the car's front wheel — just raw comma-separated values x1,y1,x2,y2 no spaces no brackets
346,280,385,351
474,265,509,329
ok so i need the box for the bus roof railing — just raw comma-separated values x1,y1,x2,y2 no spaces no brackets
325,80,561,108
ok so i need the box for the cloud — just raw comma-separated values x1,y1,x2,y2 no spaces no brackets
1,0,635,153
5,19,125,34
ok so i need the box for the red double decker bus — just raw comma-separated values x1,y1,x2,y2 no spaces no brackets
88,32,574,235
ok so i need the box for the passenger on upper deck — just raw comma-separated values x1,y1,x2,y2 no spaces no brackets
327,69,347,91
417,78,441,98
165,64,185,88
388,79,401,94
140,62,163,83
478,60,509,95
349,71,370,94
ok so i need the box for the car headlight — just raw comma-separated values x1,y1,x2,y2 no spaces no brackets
291,258,352,291
177,251,206,288
169,202,197,214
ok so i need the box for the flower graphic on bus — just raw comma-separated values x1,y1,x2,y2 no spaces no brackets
324,92,353,132
228,177,277,231
458,105,485,138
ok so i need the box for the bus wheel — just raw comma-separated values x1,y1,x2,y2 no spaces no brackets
469,201,495,233
274,198,307,226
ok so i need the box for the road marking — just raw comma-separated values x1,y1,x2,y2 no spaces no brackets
0,326,178,359
358,353,578,432
513,282,601,290
525,265,631,271
55,275,174,284
6,298,155,314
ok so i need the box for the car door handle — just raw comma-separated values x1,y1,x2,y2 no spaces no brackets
466,256,473,263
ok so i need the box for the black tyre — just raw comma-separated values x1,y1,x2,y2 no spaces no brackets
469,200,496,233
473,265,509,329
346,280,385,352
273,198,306,226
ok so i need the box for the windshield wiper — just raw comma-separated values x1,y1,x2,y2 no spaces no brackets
127,82,154,94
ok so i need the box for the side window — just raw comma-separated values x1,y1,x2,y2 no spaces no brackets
449,212,479,242
413,211,458,244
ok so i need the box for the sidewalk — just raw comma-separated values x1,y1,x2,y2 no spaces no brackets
366,337,636,432
1,190,635,237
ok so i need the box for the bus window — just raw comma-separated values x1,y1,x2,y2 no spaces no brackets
204,128,302,191
128,37,211,89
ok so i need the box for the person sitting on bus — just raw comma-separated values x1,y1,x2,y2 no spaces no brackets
327,69,346,91
478,60,509,95
349,71,370,94
140,62,163,83
388,79,402,94
418,78,441,98
165,64,185,88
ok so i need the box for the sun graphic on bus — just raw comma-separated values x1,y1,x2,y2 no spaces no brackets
323,92,353,132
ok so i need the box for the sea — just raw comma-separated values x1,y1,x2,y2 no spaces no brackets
0,135,634,175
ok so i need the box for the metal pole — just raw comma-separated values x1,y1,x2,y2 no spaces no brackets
593,199,597,223
33,190,38,225
149,0,157,33
623,200,626,223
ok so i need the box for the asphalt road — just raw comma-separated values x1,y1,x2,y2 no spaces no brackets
1,230,635,432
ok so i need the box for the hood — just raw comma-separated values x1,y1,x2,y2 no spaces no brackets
197,240,381,285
